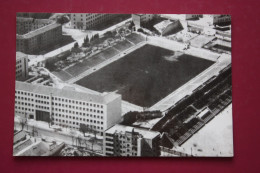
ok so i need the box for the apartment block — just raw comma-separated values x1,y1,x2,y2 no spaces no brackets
16,21,62,54
104,124,160,156
70,13,118,30
16,52,28,80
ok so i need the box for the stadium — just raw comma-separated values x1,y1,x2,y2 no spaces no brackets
49,32,231,117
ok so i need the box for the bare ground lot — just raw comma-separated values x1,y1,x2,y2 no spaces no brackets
76,44,214,107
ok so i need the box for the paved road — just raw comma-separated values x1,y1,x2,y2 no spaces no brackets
14,121,103,153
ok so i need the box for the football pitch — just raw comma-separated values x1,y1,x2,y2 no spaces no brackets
76,44,214,107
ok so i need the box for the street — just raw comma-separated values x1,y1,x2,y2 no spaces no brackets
14,120,103,153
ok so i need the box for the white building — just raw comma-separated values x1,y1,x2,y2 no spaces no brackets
104,124,160,156
16,52,28,80
15,81,122,136
70,13,118,30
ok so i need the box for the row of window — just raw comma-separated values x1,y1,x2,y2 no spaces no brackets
52,103,103,111
16,96,34,101
54,120,103,130
53,98,103,108
52,108,103,115
16,92,104,109
15,101,34,107
53,113,103,120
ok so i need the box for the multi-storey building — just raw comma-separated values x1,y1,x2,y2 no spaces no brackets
15,81,122,135
16,17,53,35
185,14,203,20
213,15,231,26
16,52,28,80
104,124,160,156
16,22,62,54
132,14,155,28
70,13,119,30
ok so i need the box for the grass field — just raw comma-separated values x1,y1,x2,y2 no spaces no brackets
76,44,214,107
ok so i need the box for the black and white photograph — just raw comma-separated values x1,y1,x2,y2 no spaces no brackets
14,13,232,157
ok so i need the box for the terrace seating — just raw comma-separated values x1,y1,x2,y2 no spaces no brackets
152,66,232,145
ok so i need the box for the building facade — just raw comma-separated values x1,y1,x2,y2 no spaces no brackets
16,22,62,54
15,81,122,135
186,14,203,20
16,52,28,80
104,124,160,156
70,13,118,30
213,15,231,25
132,14,155,28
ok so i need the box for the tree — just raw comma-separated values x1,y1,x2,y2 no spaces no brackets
57,15,70,24
128,21,134,30
19,116,27,131
85,36,89,44
70,130,77,146
88,126,98,152
79,124,88,137
31,125,38,137
89,36,94,43
82,36,90,47
74,42,79,49
104,31,113,37
137,28,144,33
93,33,99,40
71,42,81,54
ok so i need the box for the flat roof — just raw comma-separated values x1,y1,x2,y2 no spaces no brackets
16,51,27,61
15,81,121,105
16,23,61,39
17,17,51,24
106,124,160,139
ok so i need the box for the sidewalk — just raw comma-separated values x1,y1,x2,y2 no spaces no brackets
14,116,103,153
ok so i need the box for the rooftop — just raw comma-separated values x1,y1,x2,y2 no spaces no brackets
16,23,61,39
106,124,160,139
16,51,27,61
16,17,51,24
15,81,121,104
154,20,174,33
